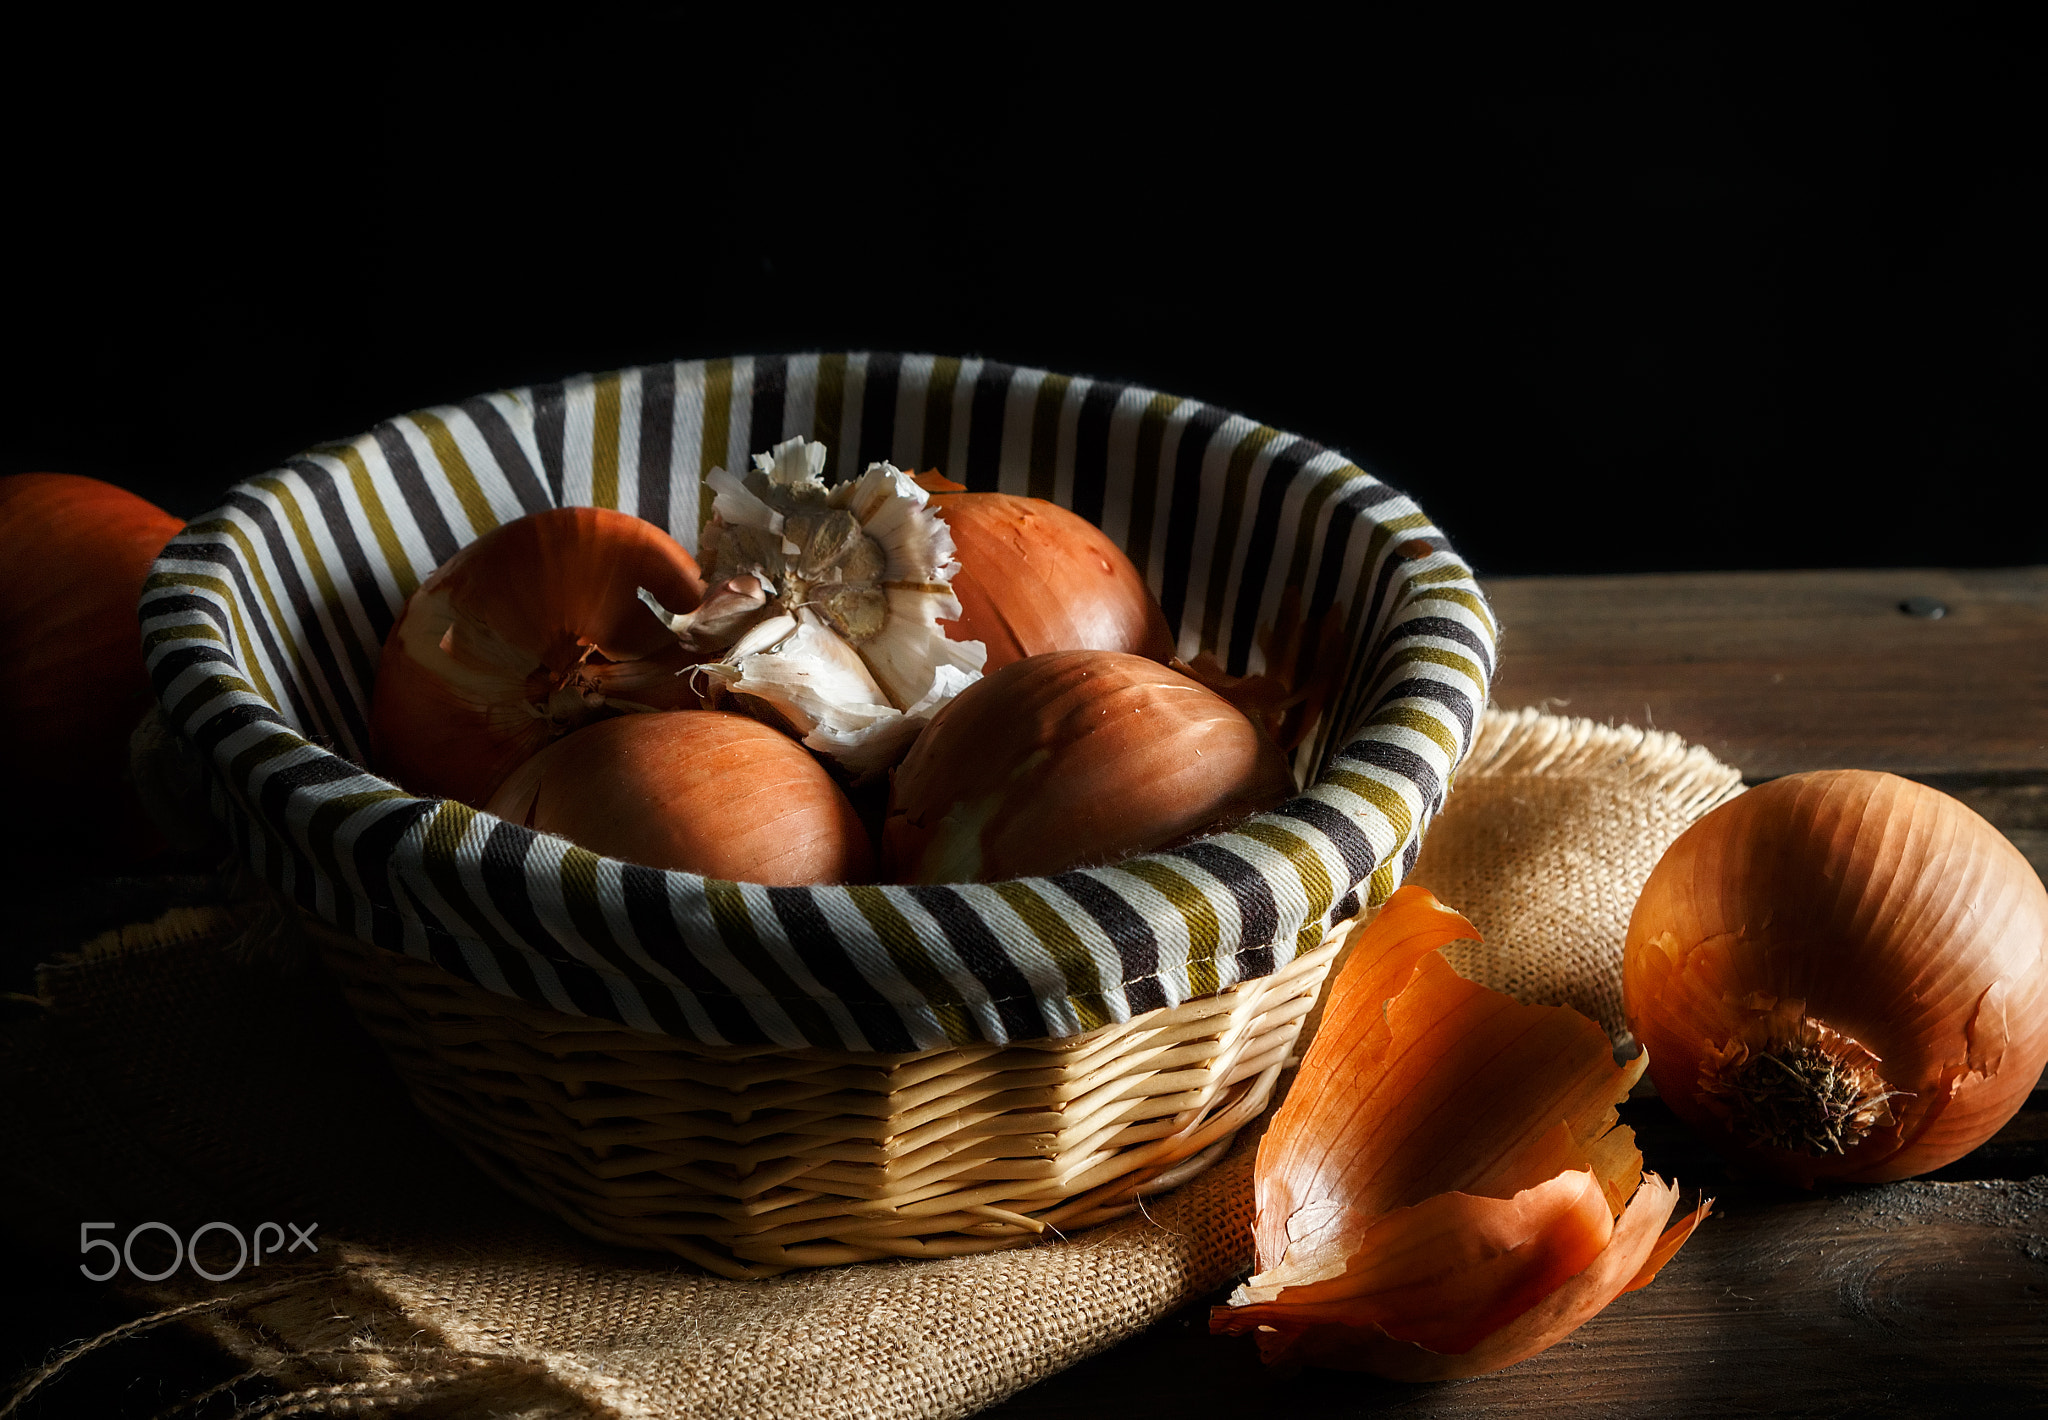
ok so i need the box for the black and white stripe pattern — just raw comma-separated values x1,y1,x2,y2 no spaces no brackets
143,355,1497,1050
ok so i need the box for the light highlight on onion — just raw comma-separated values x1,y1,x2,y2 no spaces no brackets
1624,769,2048,1186
1212,887,1708,1379
882,650,1296,883
485,710,873,885
927,491,1174,672
369,507,707,807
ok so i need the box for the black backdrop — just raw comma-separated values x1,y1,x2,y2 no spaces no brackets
8,10,2042,576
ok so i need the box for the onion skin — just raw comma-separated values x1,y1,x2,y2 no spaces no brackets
369,507,707,807
1623,769,2048,1186
881,650,1296,883
1212,888,1709,1378
0,474,184,859
928,492,1174,672
484,710,873,885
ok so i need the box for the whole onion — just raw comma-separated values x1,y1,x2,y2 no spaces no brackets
0,474,184,859
485,710,873,885
882,649,1296,883
370,507,707,807
1624,769,2048,1185
929,492,1174,672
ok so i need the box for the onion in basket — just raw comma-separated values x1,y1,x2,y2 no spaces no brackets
485,710,873,885
920,485,1175,673
369,506,708,807
882,649,1297,883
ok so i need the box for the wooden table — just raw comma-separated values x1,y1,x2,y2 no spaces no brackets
987,567,2048,1419
5,569,2044,1416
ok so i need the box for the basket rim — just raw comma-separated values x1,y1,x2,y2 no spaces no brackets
142,351,1496,1052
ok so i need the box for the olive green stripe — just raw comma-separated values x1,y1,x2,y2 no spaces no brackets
169,671,258,728
409,410,499,537
1320,768,1416,845
813,353,847,480
1230,821,1337,954
228,728,308,787
1366,702,1461,759
589,373,623,510
144,622,224,655
1408,561,1477,586
845,885,974,1043
199,518,313,712
250,473,375,690
1111,861,1221,999
559,845,647,981
1411,585,1498,636
306,789,415,881
1280,463,1373,604
1027,372,1070,500
321,442,418,600
1198,423,1282,654
149,564,281,710
1125,393,1182,583
698,357,734,535
1380,642,1482,686
703,879,838,1044
990,880,1111,1028
1366,857,1401,908
922,356,961,473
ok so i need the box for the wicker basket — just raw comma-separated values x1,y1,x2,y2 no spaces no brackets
143,353,1494,1274
310,912,1342,1278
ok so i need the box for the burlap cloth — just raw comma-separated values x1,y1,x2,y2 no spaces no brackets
0,708,1741,1418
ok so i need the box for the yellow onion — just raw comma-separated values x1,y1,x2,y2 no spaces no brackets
1213,887,1709,1379
925,488,1174,673
1624,769,2048,1186
484,710,872,885
0,473,185,860
370,507,707,807
881,649,1295,883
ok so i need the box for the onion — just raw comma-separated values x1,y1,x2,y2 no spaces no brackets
881,649,1295,883
1624,769,2048,1186
0,473,184,859
926,491,1174,673
484,710,872,885
369,507,707,807
1211,887,1709,1378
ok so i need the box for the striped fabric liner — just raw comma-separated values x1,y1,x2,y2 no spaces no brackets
142,355,1497,1050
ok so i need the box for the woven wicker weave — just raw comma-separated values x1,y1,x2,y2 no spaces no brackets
310,912,1343,1279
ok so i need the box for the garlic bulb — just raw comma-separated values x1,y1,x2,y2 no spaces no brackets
640,437,985,777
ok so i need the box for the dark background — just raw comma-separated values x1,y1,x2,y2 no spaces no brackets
7,9,2043,576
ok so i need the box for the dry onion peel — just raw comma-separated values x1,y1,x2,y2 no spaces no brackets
1213,886,1709,1378
1624,769,2048,1185
370,506,707,807
641,437,984,778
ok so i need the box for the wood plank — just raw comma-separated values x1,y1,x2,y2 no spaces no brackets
1480,567,2048,781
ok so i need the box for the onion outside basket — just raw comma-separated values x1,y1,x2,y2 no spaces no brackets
140,354,1496,1279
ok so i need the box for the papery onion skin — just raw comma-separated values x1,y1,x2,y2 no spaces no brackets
484,710,873,885
1624,769,2048,1186
0,474,184,859
1213,887,1709,1379
927,492,1174,673
370,507,707,807
881,649,1295,883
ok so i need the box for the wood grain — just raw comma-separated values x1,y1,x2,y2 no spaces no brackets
989,566,2048,1420
1481,567,2048,781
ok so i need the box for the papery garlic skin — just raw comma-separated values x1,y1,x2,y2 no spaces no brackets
1211,887,1710,1379
640,437,986,776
